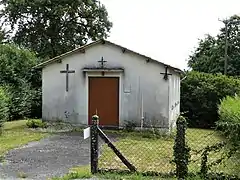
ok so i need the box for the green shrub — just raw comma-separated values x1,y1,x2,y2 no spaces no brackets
218,95,240,123
217,95,240,144
181,71,240,128
0,87,9,133
26,119,47,129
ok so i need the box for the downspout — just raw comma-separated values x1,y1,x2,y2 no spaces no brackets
180,75,187,82
179,68,190,82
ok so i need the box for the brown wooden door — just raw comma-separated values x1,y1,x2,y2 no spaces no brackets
88,77,119,126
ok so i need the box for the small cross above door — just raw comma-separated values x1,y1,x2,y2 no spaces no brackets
98,57,107,69
60,64,75,92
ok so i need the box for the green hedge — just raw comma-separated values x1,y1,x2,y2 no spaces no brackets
181,71,240,128
0,87,9,129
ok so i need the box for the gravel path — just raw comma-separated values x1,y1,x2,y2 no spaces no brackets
0,132,91,180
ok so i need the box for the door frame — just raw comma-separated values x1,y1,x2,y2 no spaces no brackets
85,72,122,126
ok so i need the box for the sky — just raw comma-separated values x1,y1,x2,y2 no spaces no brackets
100,0,240,70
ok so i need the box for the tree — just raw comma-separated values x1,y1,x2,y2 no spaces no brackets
0,43,40,120
0,0,112,59
0,30,7,43
188,15,240,76
181,71,240,128
0,44,38,85
0,86,9,134
0,27,11,44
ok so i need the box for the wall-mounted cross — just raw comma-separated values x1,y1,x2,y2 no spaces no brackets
60,64,75,92
98,57,107,69
160,66,172,80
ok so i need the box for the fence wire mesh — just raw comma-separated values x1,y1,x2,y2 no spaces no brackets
98,130,175,174
97,127,240,178
186,129,240,177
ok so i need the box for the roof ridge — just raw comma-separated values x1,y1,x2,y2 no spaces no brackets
33,39,182,73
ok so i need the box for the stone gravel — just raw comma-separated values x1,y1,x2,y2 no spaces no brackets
0,132,91,180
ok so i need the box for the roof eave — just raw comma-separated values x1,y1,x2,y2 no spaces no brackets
33,39,183,73
33,39,104,69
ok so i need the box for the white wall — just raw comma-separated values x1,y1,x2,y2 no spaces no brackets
42,43,180,129
168,68,181,129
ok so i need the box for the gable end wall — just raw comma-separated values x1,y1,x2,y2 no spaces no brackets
42,43,179,130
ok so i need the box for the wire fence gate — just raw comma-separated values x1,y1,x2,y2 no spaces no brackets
89,115,240,179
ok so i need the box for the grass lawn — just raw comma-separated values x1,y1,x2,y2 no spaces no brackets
98,128,240,177
52,128,239,180
0,120,48,157
52,165,204,180
52,165,171,180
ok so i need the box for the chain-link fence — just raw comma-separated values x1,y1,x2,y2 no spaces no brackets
98,130,175,175
187,129,240,177
91,116,240,179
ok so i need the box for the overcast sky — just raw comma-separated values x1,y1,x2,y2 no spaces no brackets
100,0,240,70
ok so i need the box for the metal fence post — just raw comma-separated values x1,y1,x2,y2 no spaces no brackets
91,114,99,174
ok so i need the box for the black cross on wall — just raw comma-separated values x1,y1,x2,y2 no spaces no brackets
160,66,172,80
60,64,75,92
98,57,107,69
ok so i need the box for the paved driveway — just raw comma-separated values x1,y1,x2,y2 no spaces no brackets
0,132,91,180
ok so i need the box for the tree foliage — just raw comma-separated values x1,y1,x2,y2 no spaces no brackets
188,15,240,76
0,44,38,85
0,29,9,44
0,86,9,133
0,43,40,120
181,71,240,128
0,0,112,59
